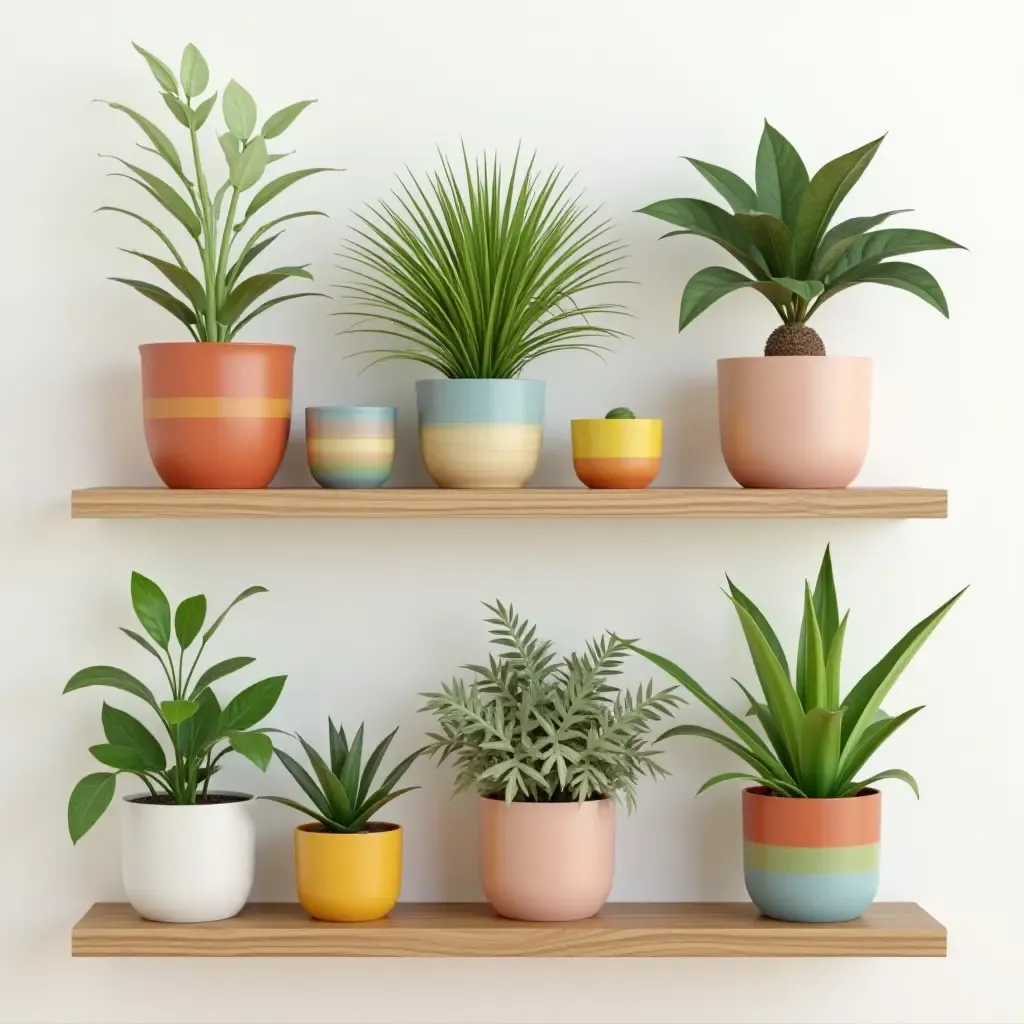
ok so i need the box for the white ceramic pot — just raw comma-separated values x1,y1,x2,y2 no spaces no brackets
121,793,255,922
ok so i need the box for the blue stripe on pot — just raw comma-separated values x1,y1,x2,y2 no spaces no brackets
744,867,880,923
415,379,545,426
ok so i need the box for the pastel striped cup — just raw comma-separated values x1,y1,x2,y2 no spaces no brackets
742,786,880,923
305,406,396,489
415,379,545,488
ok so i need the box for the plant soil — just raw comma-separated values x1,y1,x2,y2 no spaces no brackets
304,821,399,835
128,793,251,806
764,324,826,356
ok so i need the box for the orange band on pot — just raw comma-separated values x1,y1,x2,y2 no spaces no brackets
144,397,292,420
742,787,881,847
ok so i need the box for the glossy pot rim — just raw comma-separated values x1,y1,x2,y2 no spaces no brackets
123,791,255,807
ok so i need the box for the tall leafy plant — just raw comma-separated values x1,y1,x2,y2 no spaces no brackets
101,42,335,341
64,573,286,842
639,122,964,355
339,148,628,378
264,720,425,833
626,547,965,798
421,602,684,806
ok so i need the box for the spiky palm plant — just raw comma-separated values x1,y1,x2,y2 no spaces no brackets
338,149,628,378
626,547,965,798
639,122,964,355
421,602,684,808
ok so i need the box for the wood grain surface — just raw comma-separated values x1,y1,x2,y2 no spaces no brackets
71,901,946,957
70,487,948,519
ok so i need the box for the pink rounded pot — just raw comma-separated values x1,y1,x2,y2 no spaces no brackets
717,356,872,488
478,796,614,921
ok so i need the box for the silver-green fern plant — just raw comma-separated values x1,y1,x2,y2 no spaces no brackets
420,602,684,807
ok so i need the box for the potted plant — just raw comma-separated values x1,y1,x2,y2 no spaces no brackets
101,42,334,487
421,602,683,921
625,546,965,923
340,148,627,488
64,572,286,923
263,720,424,922
639,122,964,488
571,407,663,488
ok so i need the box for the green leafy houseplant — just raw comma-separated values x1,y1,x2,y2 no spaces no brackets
339,148,628,377
64,573,285,842
639,121,964,355
421,602,684,807
265,721,425,833
626,547,964,798
101,42,334,341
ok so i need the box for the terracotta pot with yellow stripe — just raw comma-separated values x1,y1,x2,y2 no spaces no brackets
140,342,294,488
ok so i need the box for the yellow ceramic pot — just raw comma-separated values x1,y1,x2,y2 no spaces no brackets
571,418,663,488
294,822,402,922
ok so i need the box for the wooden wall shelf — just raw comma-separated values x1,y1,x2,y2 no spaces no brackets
70,487,948,519
71,902,945,958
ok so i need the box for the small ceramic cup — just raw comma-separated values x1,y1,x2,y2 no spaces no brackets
570,417,663,488
305,406,397,489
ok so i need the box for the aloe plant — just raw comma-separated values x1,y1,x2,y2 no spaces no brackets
639,122,964,355
339,148,627,377
626,547,965,798
264,721,424,833
100,43,335,341
64,574,285,842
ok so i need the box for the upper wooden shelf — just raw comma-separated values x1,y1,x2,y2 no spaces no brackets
70,487,947,519
71,901,945,958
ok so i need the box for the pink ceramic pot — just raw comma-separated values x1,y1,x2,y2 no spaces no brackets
478,796,614,921
717,356,872,488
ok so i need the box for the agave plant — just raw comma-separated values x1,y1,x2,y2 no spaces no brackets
339,148,628,377
421,602,684,807
100,42,335,341
626,547,964,798
639,122,964,355
264,721,425,833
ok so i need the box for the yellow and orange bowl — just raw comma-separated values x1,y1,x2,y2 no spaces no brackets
571,419,662,489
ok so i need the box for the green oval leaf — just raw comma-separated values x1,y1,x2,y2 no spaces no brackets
223,79,257,140
102,703,166,770
133,43,177,93
226,730,273,771
68,773,117,844
191,656,256,698
192,92,217,131
174,594,207,651
230,134,269,192
89,743,151,772
161,699,200,726
262,100,316,140
178,689,222,758
180,43,210,99
161,92,191,128
677,266,761,330
219,132,240,171
755,121,809,229
63,665,158,710
131,571,171,649
219,675,286,732
825,229,965,283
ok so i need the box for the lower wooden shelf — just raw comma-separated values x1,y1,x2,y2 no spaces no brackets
71,901,945,957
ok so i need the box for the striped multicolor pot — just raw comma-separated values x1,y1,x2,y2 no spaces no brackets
742,786,881,923
571,418,663,488
140,342,294,488
415,379,545,488
305,406,396,488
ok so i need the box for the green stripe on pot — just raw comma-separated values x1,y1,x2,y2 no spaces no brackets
744,840,879,875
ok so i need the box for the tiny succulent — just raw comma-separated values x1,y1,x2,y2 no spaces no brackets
605,407,635,419
626,547,965,798
265,721,425,833
64,573,284,842
339,147,628,378
639,121,964,355
101,42,335,341
421,602,684,807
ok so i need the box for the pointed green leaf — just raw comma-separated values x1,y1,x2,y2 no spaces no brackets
813,210,912,276
328,719,348,777
120,250,205,312
130,571,171,649
798,707,843,796
755,121,809,228
822,261,951,318
812,545,841,657
220,268,313,326
840,589,965,760
105,157,200,237
161,699,199,725
89,743,151,772
180,44,210,98
842,767,919,798
226,730,273,771
677,266,762,331
68,773,117,843
243,168,337,221
357,727,398,805
696,772,800,797
825,611,849,710
97,207,186,266
274,746,334,818
734,212,794,277
63,665,159,710
771,277,823,302
203,586,268,643
726,578,790,679
190,656,256,698
193,93,217,130
732,679,798,780
350,787,419,831
686,158,757,213
657,724,793,788
101,703,165,770
227,292,327,339
173,595,206,651
262,100,316,140
340,724,364,804
364,745,425,807
798,583,828,711
219,675,286,732
792,135,884,275
223,79,257,140
101,101,184,175
133,43,178,93
226,232,281,288
260,794,339,830
161,92,191,128
826,229,965,282
109,278,197,329
298,735,353,823
178,689,221,759
836,705,923,787
219,132,240,171
230,134,268,192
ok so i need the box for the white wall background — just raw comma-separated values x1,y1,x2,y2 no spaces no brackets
1,1,1019,1021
